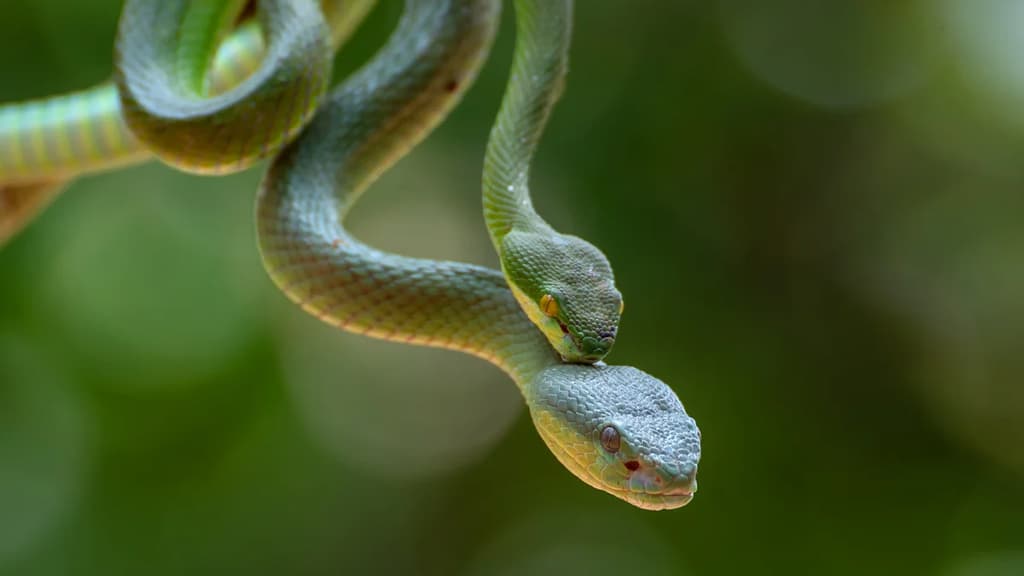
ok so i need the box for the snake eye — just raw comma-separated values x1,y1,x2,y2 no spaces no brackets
600,426,620,453
540,294,559,317
618,299,624,315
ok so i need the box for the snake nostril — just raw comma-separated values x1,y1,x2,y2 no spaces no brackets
624,460,640,472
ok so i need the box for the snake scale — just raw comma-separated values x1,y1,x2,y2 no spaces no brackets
0,0,700,510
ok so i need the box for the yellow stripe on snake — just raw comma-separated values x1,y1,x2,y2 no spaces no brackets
0,0,700,510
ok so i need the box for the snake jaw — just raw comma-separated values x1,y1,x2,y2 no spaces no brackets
556,323,584,362
602,435,699,510
621,487,695,511
547,433,696,511
579,333,612,361
600,455,696,511
555,322,612,364
628,460,697,497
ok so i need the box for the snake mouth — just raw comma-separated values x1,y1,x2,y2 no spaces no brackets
661,485,696,497
557,323,586,360
638,491,694,510
614,485,695,511
616,465,697,510
557,323,609,363
587,482,694,511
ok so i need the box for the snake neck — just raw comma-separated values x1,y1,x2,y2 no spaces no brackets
257,0,559,389
481,0,571,245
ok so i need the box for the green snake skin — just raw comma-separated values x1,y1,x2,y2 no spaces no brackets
257,0,700,510
114,0,331,173
0,0,376,243
482,0,622,364
0,0,701,510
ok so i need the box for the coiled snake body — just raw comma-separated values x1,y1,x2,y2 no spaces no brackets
0,0,700,510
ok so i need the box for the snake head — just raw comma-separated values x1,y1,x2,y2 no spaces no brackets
501,229,622,363
529,364,701,511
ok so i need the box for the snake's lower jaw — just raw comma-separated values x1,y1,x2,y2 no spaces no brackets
627,490,695,511
578,334,613,362
654,475,699,510
619,467,698,511
557,333,612,364
596,478,696,511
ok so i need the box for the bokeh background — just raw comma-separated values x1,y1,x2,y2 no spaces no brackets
3,0,1024,574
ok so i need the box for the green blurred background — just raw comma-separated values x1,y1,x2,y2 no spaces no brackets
3,0,1024,574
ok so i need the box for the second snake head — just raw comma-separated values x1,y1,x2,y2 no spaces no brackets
501,228,622,363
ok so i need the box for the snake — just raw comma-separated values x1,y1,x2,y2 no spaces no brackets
0,0,701,509
114,0,334,174
257,0,700,510
0,0,377,242
0,0,620,365
481,0,622,365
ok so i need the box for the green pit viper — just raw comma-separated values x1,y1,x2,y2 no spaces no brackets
0,0,700,510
